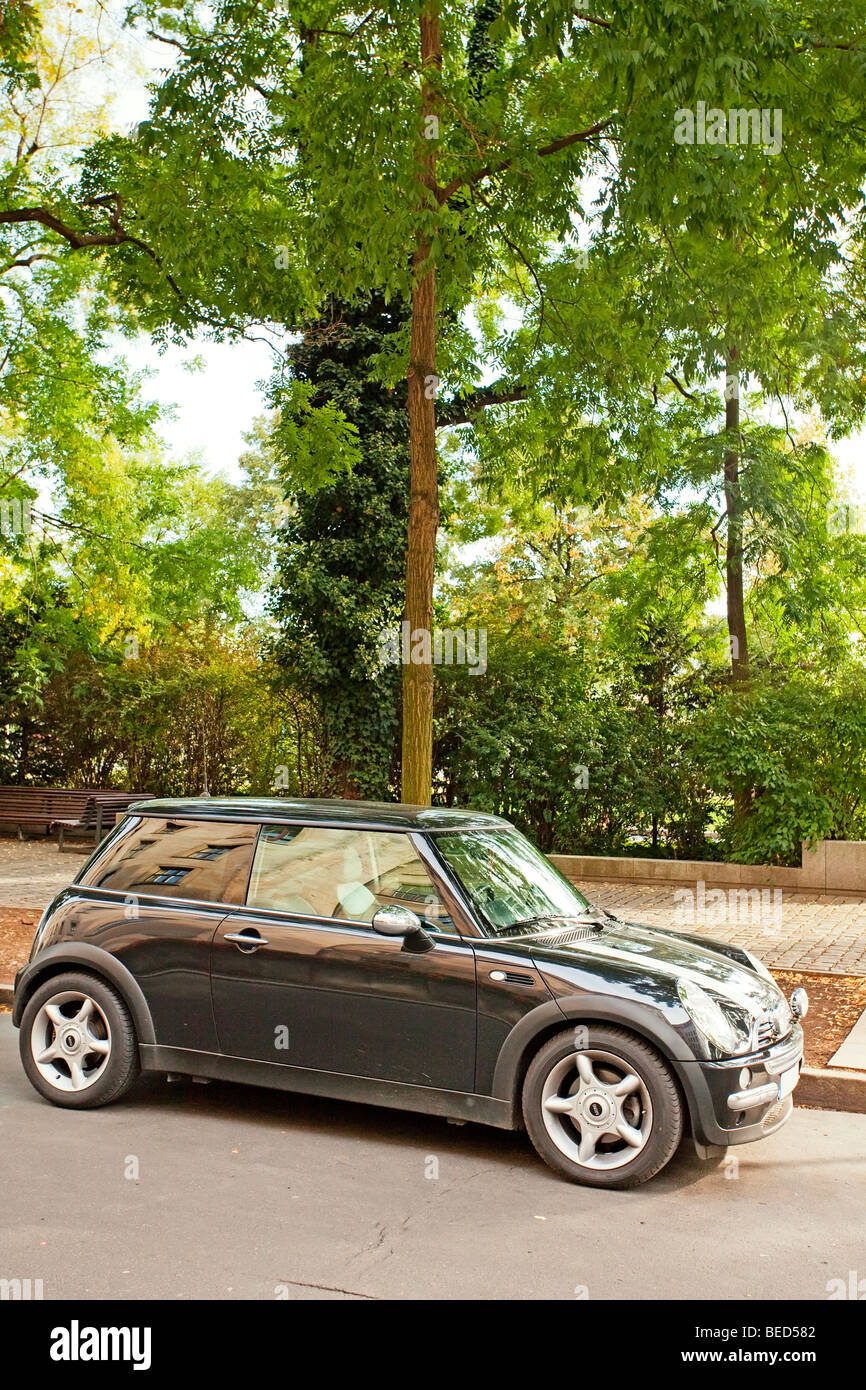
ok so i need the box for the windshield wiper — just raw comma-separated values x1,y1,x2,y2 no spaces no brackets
507,912,606,933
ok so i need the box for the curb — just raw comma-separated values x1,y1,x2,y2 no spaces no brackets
0,983,13,1009
796,1066,866,1115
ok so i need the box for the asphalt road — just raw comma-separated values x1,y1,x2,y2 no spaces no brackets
1,1015,864,1301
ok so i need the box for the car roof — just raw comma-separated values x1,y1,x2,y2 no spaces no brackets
126,796,513,833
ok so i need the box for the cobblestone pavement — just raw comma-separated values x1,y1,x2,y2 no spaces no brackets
0,836,87,909
0,838,864,976
575,879,866,976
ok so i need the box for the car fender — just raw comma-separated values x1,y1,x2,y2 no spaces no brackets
12,942,156,1046
491,994,714,1130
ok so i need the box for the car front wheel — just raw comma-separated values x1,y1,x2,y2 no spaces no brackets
19,971,139,1109
522,1025,683,1188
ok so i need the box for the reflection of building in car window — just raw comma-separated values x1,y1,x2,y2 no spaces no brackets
386,884,430,903
143,868,190,886
85,818,258,904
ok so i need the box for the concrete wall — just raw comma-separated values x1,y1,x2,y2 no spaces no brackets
549,840,866,896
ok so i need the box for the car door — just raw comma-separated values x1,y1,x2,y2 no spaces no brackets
77,814,259,1051
211,823,477,1092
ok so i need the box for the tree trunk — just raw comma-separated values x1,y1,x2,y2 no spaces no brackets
724,347,749,683
401,6,441,806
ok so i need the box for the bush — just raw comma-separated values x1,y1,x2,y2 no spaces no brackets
696,675,866,864
433,633,718,856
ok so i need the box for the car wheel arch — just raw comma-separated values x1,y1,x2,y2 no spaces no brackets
491,994,705,1132
13,943,155,1047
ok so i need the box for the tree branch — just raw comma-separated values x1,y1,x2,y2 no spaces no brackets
147,29,188,53
437,117,613,204
437,379,526,427
793,35,866,52
665,372,699,402
0,204,130,248
574,12,612,30
0,197,185,297
3,251,59,271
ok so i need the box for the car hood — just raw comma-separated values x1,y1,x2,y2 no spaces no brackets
526,918,785,1016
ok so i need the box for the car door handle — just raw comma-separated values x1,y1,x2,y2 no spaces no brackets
224,931,269,950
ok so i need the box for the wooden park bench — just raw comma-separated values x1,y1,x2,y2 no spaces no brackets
0,787,92,839
0,787,147,849
52,792,149,850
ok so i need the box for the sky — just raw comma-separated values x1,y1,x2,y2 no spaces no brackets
78,7,275,479
121,336,278,481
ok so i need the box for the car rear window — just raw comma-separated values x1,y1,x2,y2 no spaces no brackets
79,816,258,905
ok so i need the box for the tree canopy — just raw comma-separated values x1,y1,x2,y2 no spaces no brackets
1,1,866,862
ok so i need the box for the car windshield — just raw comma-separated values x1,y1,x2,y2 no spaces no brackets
434,828,597,935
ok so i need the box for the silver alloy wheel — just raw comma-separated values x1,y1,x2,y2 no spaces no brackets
30,990,112,1094
540,1048,654,1170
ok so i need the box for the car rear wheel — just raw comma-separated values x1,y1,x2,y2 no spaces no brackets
522,1025,683,1188
19,971,139,1109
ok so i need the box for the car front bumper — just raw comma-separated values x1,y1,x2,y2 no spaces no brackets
682,1023,804,1152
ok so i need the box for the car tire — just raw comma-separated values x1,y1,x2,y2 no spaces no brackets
522,1025,683,1188
19,971,139,1109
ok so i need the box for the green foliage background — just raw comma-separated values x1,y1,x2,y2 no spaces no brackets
2,0,866,866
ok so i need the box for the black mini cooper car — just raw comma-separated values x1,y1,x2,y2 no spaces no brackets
13,798,807,1188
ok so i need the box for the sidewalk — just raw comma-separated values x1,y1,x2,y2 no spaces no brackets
0,836,80,909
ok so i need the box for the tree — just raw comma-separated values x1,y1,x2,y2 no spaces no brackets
433,470,722,853
469,2,866,683
697,673,866,864
268,292,411,798
0,431,282,787
9,0,866,808
73,0,621,801
1,0,161,522
0,0,177,279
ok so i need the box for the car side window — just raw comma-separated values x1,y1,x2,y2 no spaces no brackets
246,825,456,932
79,816,259,905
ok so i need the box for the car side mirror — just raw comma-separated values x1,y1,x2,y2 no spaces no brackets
372,905,434,953
372,905,422,936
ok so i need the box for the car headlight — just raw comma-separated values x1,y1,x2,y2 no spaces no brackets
677,978,751,1055
772,991,793,1035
